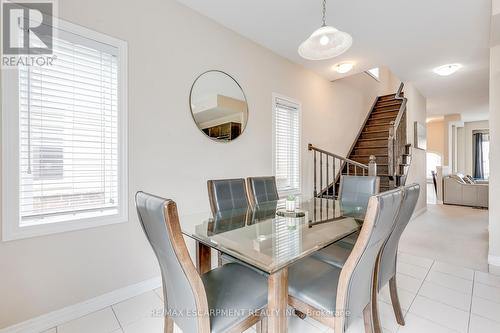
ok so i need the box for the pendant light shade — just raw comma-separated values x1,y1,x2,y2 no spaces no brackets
298,0,352,61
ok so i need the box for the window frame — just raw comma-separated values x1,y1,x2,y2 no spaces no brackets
272,93,302,196
2,18,128,241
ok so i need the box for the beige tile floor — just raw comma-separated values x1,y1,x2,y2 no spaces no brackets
40,204,497,332
40,252,500,333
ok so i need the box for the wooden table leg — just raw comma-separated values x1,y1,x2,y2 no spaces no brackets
267,268,288,333
196,241,211,274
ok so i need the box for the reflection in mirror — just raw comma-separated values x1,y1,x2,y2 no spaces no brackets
190,71,248,142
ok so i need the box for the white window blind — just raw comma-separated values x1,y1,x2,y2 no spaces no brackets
273,96,300,194
18,29,120,225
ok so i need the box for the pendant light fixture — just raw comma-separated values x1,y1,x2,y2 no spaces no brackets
298,0,353,61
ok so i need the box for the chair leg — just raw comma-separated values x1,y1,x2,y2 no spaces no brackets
371,254,383,333
363,303,374,333
371,296,382,333
164,316,174,333
389,276,405,325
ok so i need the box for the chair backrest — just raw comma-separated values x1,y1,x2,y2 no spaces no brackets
135,192,210,333
207,178,249,214
251,200,278,223
209,208,249,235
378,184,420,288
339,176,380,216
335,188,403,332
246,176,279,207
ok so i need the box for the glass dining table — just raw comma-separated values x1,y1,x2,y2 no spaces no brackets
180,198,366,333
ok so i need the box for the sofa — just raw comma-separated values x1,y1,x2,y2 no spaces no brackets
443,174,488,208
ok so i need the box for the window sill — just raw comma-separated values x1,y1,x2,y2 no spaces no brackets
2,212,128,242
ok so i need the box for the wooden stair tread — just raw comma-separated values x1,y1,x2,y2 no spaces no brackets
372,108,400,113
376,100,402,106
369,114,398,120
354,144,387,149
357,137,387,142
350,154,388,158
362,129,389,134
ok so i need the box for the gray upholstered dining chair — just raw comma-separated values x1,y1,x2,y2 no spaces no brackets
246,176,279,207
207,179,250,215
310,175,380,264
372,184,420,330
312,184,420,332
207,179,252,267
288,188,403,333
135,192,267,333
338,175,380,217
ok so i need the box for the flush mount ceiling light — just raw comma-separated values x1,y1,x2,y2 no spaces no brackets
433,63,463,76
333,62,354,74
298,0,353,61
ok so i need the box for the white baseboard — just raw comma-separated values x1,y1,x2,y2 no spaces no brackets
488,255,500,267
411,206,427,220
0,276,162,333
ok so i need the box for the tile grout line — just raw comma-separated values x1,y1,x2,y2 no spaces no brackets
110,305,124,332
406,259,435,312
415,294,470,314
394,258,436,333
404,312,463,333
430,269,475,283
407,260,467,332
467,271,475,333
419,276,473,299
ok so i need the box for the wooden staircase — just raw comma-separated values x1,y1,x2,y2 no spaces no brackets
348,91,410,192
312,83,411,198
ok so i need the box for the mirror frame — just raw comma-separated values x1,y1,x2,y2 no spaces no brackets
189,70,249,143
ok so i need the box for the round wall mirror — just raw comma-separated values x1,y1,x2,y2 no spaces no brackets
190,70,248,142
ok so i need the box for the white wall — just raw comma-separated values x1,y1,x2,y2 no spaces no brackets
404,83,428,214
494,0,500,15
489,41,500,275
489,3,500,275
0,0,402,328
427,120,445,158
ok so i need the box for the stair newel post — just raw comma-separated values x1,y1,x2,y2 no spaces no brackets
368,155,377,177
309,144,317,198
332,157,336,199
388,121,396,188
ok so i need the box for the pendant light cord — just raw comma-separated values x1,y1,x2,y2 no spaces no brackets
322,0,327,26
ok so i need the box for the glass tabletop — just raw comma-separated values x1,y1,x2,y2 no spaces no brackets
180,198,365,274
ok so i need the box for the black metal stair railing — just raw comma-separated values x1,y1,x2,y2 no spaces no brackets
309,144,377,199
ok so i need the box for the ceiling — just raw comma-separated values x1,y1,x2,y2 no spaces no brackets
176,0,492,121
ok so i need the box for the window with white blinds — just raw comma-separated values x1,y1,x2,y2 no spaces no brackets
2,19,127,240
273,95,301,194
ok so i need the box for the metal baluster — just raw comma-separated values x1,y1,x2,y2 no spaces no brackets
320,153,323,198
354,165,357,176
326,155,329,198
326,194,329,219
313,151,317,197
